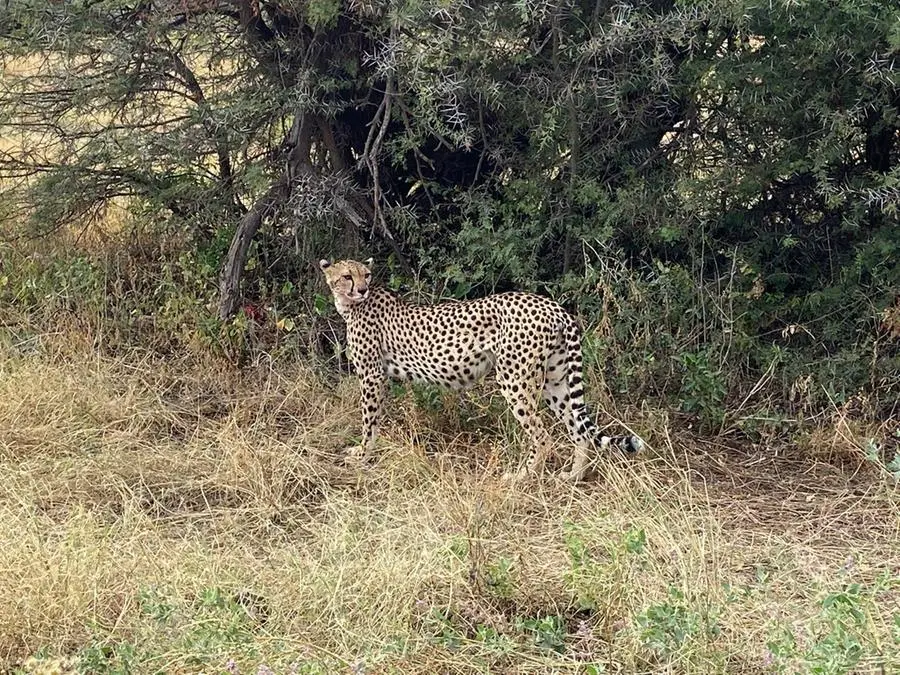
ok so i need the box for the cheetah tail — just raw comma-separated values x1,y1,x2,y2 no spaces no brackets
598,435,644,454
562,318,643,456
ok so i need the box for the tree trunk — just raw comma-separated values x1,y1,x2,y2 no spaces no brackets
864,105,897,174
217,113,313,319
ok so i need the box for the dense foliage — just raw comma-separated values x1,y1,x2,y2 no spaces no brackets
1,0,898,428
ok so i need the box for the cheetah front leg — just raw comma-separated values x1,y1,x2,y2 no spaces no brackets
346,354,386,463
348,373,385,459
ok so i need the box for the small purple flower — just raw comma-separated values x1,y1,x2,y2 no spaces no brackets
225,659,239,675
763,649,774,667
841,555,856,574
257,665,275,675
350,659,366,675
576,619,592,639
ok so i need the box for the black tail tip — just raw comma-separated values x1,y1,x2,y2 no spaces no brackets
625,435,643,454
600,435,644,454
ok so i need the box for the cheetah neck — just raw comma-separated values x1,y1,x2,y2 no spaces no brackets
333,296,356,319
339,287,400,322
335,287,390,319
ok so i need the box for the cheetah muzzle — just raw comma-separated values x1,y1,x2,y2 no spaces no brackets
319,257,643,482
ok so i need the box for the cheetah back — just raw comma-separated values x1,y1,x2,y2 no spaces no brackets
348,288,569,390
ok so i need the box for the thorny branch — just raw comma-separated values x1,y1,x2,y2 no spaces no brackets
359,69,415,278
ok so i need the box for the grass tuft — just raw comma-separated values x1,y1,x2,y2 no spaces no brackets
0,337,897,673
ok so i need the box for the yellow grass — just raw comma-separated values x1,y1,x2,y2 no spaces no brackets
0,334,897,674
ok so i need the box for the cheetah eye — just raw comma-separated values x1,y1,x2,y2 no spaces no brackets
342,274,352,281
365,273,371,279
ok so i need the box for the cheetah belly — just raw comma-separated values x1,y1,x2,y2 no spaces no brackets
383,345,496,391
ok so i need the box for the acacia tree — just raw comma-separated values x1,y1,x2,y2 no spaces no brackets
1,0,897,402
0,0,411,316
0,0,724,303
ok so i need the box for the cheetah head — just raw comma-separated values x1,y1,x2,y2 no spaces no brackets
319,258,374,313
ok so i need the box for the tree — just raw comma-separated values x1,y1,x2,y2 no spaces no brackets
1,0,897,408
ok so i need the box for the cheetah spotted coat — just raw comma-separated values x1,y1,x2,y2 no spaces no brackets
319,258,642,481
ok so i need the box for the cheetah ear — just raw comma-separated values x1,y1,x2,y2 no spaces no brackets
318,259,331,272
363,257,374,270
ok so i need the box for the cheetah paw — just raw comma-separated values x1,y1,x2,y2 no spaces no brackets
559,469,585,483
501,468,528,483
342,445,369,465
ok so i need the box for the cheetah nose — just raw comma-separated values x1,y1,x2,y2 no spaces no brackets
358,286,369,297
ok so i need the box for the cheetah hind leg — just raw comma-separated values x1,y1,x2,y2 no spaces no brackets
547,323,644,482
541,349,606,482
541,350,589,480
542,372,644,482
497,374,556,483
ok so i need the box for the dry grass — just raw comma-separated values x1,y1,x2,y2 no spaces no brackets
0,334,897,674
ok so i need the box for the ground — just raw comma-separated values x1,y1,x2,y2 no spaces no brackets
0,336,897,674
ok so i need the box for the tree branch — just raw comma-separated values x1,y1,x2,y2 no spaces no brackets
218,111,313,318
165,41,234,194
358,76,415,278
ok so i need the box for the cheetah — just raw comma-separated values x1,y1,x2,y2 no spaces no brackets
319,257,643,481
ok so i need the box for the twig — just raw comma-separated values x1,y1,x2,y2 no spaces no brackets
367,76,394,239
357,44,415,278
